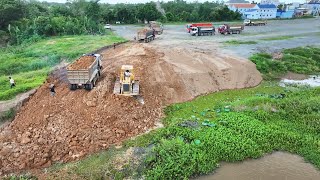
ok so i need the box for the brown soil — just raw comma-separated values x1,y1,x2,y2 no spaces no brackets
67,55,96,70
0,42,262,175
282,72,308,80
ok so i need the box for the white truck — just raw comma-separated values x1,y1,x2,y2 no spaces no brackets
191,26,215,36
244,19,267,26
67,54,102,90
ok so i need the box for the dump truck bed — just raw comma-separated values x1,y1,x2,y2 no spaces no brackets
67,55,100,85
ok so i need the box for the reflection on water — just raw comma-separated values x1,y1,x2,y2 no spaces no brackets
196,152,320,180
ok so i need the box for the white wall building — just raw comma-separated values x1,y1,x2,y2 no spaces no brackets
258,4,278,19
302,1,320,16
228,3,277,19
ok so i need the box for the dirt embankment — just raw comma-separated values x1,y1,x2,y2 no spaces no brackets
0,42,262,174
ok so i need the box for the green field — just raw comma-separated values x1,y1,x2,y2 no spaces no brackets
250,47,320,80
37,47,320,179
224,40,257,45
261,35,295,41
0,35,126,101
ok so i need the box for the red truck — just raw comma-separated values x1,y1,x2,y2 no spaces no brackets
218,24,244,35
187,23,213,33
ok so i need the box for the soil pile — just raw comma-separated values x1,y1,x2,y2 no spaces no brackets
0,42,262,174
67,55,96,70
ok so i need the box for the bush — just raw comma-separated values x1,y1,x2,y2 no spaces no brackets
250,47,320,79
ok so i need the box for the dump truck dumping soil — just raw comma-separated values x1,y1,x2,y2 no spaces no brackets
67,56,96,70
0,43,262,174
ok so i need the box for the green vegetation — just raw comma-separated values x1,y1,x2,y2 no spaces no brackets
0,35,126,100
0,108,16,124
224,40,257,45
261,35,295,41
250,47,320,80
1,0,241,46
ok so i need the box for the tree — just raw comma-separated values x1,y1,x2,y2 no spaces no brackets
86,0,101,23
137,2,162,23
0,0,25,29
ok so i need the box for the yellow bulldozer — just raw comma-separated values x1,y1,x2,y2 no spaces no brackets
113,65,139,96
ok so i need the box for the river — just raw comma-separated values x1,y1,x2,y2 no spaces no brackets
196,152,320,180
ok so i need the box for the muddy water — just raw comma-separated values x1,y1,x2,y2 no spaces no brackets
196,152,320,180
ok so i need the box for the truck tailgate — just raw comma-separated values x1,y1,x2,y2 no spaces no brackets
67,70,90,84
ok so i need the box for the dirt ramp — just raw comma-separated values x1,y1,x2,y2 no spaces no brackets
158,46,262,96
0,42,262,174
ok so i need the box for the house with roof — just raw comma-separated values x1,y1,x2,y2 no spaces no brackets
228,3,278,19
258,4,278,19
228,3,260,19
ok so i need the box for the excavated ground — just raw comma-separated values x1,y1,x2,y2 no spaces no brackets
0,42,262,174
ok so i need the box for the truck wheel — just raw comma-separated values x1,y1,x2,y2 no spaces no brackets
70,84,77,90
85,83,93,90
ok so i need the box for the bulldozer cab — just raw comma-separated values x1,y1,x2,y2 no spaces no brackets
120,65,134,83
113,65,139,96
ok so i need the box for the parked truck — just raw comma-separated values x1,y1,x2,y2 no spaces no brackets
187,23,213,33
149,21,163,35
190,26,215,36
244,19,267,26
218,24,244,35
67,54,102,90
137,29,155,43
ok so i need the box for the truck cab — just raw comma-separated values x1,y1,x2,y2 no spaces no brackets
244,19,251,26
190,27,198,36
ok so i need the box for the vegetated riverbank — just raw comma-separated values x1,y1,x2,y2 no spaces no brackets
10,46,318,180
0,35,125,101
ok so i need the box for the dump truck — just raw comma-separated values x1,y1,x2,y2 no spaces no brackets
244,19,267,26
137,29,155,43
190,26,215,36
187,23,213,33
113,65,139,96
67,54,102,90
149,21,163,35
218,24,244,35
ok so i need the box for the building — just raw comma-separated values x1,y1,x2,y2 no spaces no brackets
228,3,278,19
302,0,320,16
276,4,295,18
228,3,260,19
258,4,278,19
260,0,280,6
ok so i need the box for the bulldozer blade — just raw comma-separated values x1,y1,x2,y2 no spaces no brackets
113,80,121,95
132,80,139,95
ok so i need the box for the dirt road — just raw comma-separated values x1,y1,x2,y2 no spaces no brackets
116,18,320,58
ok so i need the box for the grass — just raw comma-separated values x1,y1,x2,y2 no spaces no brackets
224,40,257,45
250,46,320,80
0,35,126,101
261,35,295,41
0,108,16,125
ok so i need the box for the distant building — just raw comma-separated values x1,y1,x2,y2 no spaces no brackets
302,0,320,16
260,0,280,6
228,3,260,19
258,4,277,19
226,0,250,4
228,3,277,19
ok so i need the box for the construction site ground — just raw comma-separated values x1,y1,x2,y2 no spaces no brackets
116,18,320,58
0,20,269,174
